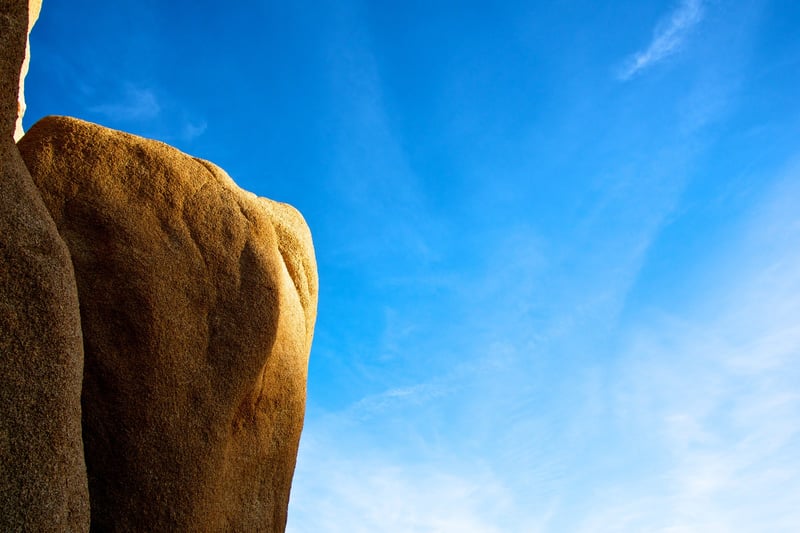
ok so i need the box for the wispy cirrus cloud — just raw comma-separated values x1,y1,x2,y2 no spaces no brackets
179,120,208,142
84,82,208,143
577,165,800,532
288,440,520,533
618,0,705,80
89,84,161,121
290,159,800,532
344,383,449,421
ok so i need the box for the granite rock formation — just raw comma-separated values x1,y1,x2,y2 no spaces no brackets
13,0,40,141
0,1,90,531
18,115,318,531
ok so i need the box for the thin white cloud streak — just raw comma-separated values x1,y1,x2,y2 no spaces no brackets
316,1,449,273
345,383,450,421
90,84,161,121
619,0,705,80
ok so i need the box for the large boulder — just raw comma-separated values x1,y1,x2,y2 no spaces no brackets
0,1,90,531
18,115,318,531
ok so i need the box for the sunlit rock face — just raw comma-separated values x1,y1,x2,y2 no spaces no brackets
13,0,41,141
18,115,318,531
0,2,90,531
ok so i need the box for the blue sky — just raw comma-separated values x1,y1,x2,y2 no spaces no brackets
25,0,800,531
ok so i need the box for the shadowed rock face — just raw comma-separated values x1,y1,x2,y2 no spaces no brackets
0,2,90,531
18,115,318,531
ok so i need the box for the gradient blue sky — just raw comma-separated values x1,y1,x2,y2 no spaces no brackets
25,1,800,531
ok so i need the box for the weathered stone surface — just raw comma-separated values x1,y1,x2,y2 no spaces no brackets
1,2,90,531
18,115,318,531
1,0,27,138
13,0,41,141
